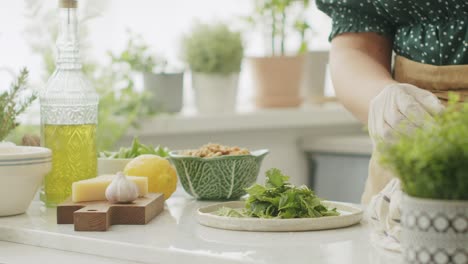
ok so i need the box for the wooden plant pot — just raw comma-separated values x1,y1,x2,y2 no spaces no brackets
249,55,305,108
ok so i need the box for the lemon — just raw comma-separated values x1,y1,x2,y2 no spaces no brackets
124,154,177,200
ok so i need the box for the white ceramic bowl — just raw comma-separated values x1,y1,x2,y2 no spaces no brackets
0,146,52,216
97,158,132,175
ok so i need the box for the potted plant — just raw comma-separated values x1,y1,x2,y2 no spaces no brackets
110,33,185,113
247,0,311,108
0,68,37,144
182,23,244,114
142,62,184,113
379,95,468,264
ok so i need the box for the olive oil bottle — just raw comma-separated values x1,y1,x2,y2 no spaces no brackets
40,0,99,207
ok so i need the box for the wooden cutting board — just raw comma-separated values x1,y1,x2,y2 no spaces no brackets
57,193,164,231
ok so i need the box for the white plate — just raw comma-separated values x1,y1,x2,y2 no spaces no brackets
197,201,363,232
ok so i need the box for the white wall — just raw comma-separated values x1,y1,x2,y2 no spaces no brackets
0,0,331,92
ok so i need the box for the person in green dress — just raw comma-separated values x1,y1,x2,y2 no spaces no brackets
317,0,468,250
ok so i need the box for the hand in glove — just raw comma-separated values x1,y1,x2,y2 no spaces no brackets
368,83,444,144
367,178,403,252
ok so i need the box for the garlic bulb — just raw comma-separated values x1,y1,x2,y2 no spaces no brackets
105,172,139,203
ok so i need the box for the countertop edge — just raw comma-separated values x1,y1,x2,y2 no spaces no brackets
0,225,256,264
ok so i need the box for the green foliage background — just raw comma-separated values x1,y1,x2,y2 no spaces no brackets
13,1,156,151
109,31,169,73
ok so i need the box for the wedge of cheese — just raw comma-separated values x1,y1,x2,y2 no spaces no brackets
72,175,148,203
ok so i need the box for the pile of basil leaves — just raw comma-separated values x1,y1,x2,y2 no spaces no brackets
216,168,339,219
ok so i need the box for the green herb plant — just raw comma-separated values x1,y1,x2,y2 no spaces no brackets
99,137,169,159
109,31,169,73
182,23,244,75
0,68,37,141
247,0,311,56
379,94,468,200
216,168,339,219
93,66,155,152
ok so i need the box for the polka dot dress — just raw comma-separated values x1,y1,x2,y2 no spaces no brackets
317,0,468,65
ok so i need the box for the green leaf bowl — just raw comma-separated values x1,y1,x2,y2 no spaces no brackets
168,149,269,200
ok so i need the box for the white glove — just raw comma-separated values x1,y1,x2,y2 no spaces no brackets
367,84,442,252
367,178,403,252
368,83,444,145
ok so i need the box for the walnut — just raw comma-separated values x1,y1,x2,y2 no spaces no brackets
182,143,251,158
22,134,40,147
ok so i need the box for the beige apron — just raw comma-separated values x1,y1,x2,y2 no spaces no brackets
361,55,468,204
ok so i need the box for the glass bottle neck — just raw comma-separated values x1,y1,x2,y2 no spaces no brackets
56,7,81,70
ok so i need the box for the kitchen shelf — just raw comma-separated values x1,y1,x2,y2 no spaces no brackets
131,103,359,136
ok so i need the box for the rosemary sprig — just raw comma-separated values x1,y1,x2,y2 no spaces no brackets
0,68,37,141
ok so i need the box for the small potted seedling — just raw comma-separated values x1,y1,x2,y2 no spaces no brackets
111,32,184,113
379,95,468,264
246,0,311,108
182,22,244,114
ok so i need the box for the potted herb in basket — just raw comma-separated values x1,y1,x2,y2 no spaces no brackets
379,95,468,264
247,0,311,108
182,23,244,114
110,32,185,113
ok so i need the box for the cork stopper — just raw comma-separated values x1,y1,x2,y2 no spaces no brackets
59,0,77,8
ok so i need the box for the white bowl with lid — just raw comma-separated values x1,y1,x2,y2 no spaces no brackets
0,145,52,216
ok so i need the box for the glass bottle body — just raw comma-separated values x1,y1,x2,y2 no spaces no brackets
40,3,99,207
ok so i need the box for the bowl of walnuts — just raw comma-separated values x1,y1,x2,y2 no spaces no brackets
168,143,268,200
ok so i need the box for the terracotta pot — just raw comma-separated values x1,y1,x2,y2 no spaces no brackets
249,55,305,108
401,194,468,264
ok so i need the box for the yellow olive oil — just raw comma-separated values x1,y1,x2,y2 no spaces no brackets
41,124,97,207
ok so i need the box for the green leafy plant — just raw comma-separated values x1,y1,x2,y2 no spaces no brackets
0,68,37,141
109,31,168,73
294,19,311,54
93,67,155,152
182,23,244,75
99,137,169,159
216,168,339,218
379,94,468,200
248,0,311,56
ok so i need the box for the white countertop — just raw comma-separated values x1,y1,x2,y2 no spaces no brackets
0,241,136,264
0,191,401,264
